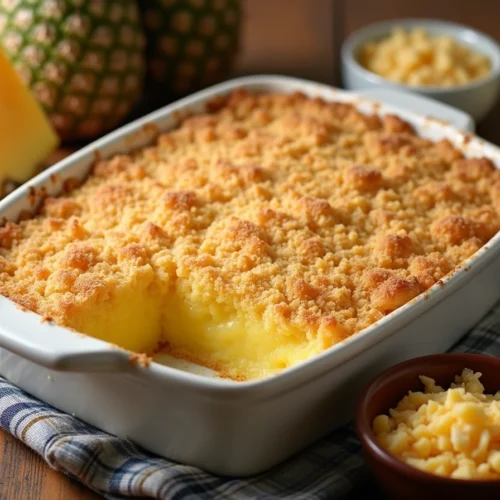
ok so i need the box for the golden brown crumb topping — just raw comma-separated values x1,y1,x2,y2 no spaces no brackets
1,90,500,350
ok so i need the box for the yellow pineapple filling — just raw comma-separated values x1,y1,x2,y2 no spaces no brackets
1,91,500,380
160,289,325,380
71,284,163,354
66,280,325,380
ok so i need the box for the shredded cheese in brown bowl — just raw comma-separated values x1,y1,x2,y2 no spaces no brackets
355,354,500,500
373,368,500,479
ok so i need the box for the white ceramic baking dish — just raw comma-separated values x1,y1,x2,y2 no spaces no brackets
1,76,500,476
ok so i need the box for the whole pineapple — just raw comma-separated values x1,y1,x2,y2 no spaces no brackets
139,0,242,100
0,0,145,141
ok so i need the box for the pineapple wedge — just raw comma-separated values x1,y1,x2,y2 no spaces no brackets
0,47,59,190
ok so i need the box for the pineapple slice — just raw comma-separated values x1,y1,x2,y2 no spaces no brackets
0,47,59,190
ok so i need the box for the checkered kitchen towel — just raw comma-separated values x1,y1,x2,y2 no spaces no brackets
1,302,500,499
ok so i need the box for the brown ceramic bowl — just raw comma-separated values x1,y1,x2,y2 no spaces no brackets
355,353,500,500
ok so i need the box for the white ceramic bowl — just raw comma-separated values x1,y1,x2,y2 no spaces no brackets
341,19,500,121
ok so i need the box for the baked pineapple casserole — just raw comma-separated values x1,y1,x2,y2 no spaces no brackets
1,91,499,380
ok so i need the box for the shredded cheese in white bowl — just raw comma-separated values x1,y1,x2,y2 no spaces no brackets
359,27,492,87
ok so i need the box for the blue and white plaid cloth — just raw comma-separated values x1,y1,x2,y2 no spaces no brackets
1,300,500,499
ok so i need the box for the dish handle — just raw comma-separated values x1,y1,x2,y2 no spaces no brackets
356,88,475,133
0,297,131,372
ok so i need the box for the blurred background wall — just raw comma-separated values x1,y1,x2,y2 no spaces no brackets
235,0,336,83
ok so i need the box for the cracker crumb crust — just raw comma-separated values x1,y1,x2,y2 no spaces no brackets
1,90,499,375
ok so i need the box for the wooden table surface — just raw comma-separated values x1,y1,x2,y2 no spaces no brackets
3,0,500,498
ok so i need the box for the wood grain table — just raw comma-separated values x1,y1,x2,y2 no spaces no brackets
3,0,500,498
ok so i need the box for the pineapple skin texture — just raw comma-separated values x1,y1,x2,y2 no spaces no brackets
0,0,146,141
139,0,242,99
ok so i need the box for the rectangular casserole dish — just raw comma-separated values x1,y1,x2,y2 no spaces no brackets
1,76,500,476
